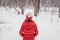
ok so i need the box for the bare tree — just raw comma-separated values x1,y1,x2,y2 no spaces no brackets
33,0,40,16
58,6,60,18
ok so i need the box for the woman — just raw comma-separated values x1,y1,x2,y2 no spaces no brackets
19,13,38,40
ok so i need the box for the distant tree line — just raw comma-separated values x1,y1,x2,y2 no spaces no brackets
0,0,40,16
0,0,60,17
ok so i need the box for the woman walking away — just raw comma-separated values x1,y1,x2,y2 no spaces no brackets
19,13,38,40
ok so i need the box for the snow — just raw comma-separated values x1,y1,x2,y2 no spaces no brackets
0,7,60,40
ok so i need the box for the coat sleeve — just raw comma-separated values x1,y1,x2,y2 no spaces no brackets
19,23,24,37
34,23,38,37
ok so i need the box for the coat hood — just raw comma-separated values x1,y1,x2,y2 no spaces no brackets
25,15,32,20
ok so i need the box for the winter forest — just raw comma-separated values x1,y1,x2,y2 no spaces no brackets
0,0,60,40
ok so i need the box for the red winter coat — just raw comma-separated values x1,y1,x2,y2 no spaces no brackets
19,16,38,40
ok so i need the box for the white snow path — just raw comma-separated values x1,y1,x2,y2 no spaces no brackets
0,7,60,40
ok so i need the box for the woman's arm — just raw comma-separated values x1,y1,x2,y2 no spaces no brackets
19,24,24,37
34,23,38,37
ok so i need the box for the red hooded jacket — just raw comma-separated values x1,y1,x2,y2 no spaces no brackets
19,16,38,40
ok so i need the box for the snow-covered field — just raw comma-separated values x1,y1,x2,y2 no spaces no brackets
0,7,60,40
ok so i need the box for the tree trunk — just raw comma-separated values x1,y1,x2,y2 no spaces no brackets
37,0,40,14
59,7,60,18
33,0,40,16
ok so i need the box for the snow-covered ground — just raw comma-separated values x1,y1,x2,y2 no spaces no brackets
0,7,60,40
